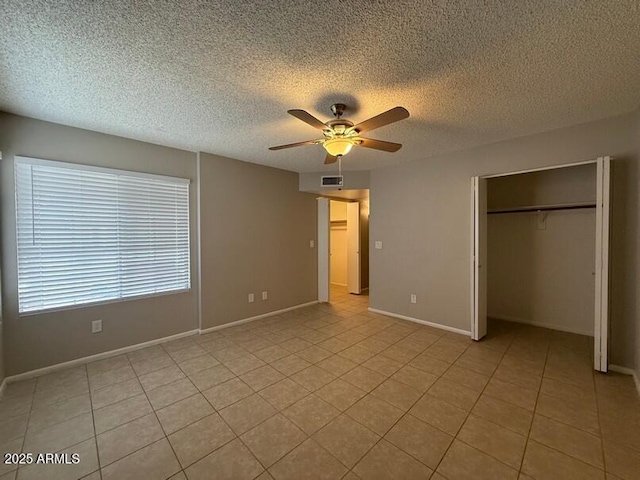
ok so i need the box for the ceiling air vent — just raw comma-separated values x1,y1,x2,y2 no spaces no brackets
321,175,343,187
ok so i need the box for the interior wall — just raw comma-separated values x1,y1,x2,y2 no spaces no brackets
330,201,348,286
487,163,597,209
370,111,638,368
0,113,198,375
488,210,596,335
199,152,317,329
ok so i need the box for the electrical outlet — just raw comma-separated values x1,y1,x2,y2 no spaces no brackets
248,293,255,303
375,241,383,250
410,294,417,304
91,319,102,333
309,240,315,248
262,291,268,300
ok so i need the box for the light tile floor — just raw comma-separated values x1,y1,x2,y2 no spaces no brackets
1,287,639,479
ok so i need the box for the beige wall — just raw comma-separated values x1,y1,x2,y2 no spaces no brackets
199,152,317,329
488,210,596,335
370,112,638,368
0,113,199,375
487,163,596,209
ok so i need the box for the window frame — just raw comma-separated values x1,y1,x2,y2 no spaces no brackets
14,156,192,316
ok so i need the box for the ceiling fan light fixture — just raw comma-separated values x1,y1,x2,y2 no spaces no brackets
323,137,354,157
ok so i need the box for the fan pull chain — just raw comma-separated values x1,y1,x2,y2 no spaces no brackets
338,155,342,176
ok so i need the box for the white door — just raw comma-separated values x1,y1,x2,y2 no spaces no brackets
318,198,330,303
347,202,361,294
594,156,611,372
471,176,488,341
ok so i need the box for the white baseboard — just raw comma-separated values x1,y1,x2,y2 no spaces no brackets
609,365,640,397
199,300,318,334
368,308,471,336
3,329,199,385
489,314,594,337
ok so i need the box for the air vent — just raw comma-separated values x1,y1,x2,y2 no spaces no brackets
321,175,343,187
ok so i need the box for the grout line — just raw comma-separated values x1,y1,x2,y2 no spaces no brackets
593,371,607,474
14,373,50,477
86,362,103,479
127,344,185,477
428,332,516,476
516,334,550,475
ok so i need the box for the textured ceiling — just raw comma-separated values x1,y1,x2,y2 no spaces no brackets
1,1,639,173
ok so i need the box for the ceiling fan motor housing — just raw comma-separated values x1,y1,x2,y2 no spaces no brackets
330,103,347,118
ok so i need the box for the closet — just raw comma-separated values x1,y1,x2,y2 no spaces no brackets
472,157,611,371
486,163,598,336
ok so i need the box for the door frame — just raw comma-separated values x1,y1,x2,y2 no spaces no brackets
346,202,361,294
470,176,487,341
318,197,366,302
470,157,611,371
594,157,611,372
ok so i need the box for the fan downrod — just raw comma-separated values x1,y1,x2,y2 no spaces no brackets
330,103,347,119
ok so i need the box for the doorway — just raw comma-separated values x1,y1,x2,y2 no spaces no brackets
329,200,349,288
317,194,369,304
471,157,611,372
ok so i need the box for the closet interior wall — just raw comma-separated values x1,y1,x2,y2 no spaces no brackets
487,164,597,336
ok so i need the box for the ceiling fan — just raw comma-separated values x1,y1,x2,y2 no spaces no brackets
269,103,410,164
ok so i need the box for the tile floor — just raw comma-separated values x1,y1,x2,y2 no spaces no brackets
1,287,639,479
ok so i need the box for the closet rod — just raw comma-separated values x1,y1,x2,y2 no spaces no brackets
488,203,596,215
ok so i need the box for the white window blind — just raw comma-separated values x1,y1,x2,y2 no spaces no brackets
15,157,190,314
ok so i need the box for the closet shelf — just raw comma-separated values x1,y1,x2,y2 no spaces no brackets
488,202,596,214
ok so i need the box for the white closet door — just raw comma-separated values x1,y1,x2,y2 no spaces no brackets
347,202,361,294
471,176,488,341
318,198,330,303
594,156,611,372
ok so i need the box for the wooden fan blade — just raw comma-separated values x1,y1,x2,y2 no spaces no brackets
358,137,403,152
324,153,338,164
269,140,319,150
288,109,327,130
353,106,409,133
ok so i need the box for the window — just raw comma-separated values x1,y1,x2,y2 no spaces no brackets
15,157,190,314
